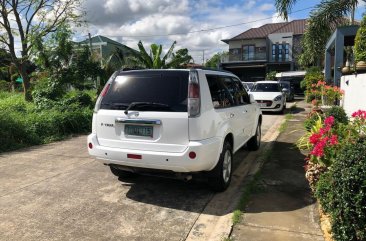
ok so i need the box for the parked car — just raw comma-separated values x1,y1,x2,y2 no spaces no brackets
242,82,255,92
249,81,286,113
279,81,295,101
88,69,262,191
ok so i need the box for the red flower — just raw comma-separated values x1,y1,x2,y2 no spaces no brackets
310,133,322,144
310,138,328,157
324,116,335,127
329,135,338,145
352,110,366,119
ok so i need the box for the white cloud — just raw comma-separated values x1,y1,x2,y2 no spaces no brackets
271,13,289,23
259,3,274,11
82,0,289,63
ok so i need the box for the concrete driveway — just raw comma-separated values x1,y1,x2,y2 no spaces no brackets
0,106,291,241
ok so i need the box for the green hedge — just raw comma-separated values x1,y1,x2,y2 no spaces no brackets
0,92,93,153
316,139,366,241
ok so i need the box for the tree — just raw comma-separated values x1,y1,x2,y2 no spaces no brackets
129,41,192,69
354,14,366,62
0,0,84,101
205,52,227,68
168,48,192,68
275,0,361,67
266,71,277,80
33,26,102,91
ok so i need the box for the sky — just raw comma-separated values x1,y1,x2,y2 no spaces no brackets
77,0,364,63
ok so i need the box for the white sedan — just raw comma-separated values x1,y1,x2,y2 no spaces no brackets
249,81,286,113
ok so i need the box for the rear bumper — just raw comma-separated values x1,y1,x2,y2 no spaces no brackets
87,134,222,172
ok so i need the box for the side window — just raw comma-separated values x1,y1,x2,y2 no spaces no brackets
220,76,241,106
232,77,250,104
206,75,234,109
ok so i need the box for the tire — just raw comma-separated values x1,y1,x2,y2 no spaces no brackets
110,165,136,178
247,121,261,151
279,103,286,114
208,142,233,192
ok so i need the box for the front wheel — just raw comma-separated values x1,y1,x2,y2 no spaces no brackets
247,122,261,151
207,142,233,192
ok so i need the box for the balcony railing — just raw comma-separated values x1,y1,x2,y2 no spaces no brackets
221,51,267,63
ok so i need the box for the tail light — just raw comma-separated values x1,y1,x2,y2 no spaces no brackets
188,70,200,117
94,72,116,113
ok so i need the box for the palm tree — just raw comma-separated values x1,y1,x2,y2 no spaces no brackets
275,0,363,66
128,41,192,69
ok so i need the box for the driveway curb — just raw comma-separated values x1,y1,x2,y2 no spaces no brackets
185,111,287,241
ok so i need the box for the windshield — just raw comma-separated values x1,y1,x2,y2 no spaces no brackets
279,82,290,88
100,71,189,112
251,83,281,92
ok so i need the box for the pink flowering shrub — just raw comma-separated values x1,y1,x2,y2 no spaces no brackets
302,109,366,168
308,116,339,166
310,80,344,106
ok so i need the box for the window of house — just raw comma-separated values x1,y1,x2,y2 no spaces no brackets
284,43,290,61
272,43,290,62
272,44,276,61
278,44,283,62
243,45,255,61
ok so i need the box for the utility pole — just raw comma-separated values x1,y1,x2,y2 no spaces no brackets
350,2,355,25
202,50,205,65
88,33,93,59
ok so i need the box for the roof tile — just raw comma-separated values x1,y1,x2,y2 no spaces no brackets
226,19,307,41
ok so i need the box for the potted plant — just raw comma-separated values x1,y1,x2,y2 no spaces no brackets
342,46,353,74
354,15,366,72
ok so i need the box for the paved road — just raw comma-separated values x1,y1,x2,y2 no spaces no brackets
0,105,291,241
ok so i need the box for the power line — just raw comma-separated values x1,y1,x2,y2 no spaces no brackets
103,6,314,39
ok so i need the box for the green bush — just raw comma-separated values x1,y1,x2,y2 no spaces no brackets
315,171,333,213
325,106,348,125
0,92,93,153
354,15,366,62
0,80,9,91
316,139,366,241
304,111,323,131
302,67,324,102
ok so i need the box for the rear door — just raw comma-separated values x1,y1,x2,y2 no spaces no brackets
96,70,189,153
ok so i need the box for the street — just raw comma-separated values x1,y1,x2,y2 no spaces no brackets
0,108,289,241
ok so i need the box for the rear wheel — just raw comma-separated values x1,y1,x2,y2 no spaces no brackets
110,165,136,178
208,141,233,192
247,122,261,151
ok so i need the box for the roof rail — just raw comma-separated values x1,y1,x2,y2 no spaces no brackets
190,67,233,74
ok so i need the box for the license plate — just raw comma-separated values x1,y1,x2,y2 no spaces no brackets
260,103,267,107
125,125,153,137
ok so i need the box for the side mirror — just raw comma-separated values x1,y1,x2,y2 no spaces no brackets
282,88,289,93
249,94,256,103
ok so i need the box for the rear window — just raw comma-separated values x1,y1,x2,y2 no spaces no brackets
101,71,189,112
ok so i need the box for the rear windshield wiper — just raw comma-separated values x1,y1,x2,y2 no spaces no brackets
124,102,170,115
101,102,130,110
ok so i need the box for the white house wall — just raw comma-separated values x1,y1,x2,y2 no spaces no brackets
340,74,366,117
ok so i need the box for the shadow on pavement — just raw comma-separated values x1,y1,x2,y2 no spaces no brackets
242,139,315,214
117,146,252,214
118,138,313,216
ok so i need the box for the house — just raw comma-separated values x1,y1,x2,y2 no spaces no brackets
75,35,137,62
220,19,307,82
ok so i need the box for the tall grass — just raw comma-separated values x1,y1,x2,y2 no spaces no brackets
0,92,93,153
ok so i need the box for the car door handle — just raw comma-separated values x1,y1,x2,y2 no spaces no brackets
230,113,235,118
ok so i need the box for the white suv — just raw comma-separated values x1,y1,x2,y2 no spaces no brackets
88,69,262,191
